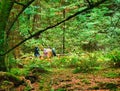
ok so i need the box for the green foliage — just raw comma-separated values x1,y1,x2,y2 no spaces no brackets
24,85,33,91
57,88,66,91
5,54,20,71
24,39,42,48
81,79,90,84
51,54,80,68
68,56,79,67
26,59,49,74
24,5,39,15
105,83,118,90
51,56,69,68
99,82,118,90
10,68,29,76
1,80,12,86
73,53,101,73
114,0,120,4
8,56,17,68
0,0,118,75
14,0,120,55
103,72,120,78
107,49,120,67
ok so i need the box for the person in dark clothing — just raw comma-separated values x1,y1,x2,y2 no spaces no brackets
34,47,40,57
52,48,56,56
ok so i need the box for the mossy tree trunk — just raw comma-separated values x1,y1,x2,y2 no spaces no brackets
0,0,14,71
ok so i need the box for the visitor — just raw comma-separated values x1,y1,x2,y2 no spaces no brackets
34,47,40,57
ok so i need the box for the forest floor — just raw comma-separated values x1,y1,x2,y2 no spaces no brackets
0,56,120,91
28,67,120,91
0,66,120,91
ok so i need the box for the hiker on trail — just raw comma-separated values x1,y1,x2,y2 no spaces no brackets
43,47,56,58
43,48,51,58
34,47,40,57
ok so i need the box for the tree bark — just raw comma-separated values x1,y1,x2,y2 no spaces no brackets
0,0,14,71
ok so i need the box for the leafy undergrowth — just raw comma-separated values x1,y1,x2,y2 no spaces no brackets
1,67,120,91
1,52,120,91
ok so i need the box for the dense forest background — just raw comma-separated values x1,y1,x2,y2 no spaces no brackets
0,0,120,90
1,0,119,57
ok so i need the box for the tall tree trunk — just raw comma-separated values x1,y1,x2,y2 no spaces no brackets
0,0,14,71
62,9,66,54
61,0,66,54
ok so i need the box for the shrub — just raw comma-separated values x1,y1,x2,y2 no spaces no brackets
51,56,69,68
67,57,80,67
8,55,18,70
25,58,50,74
73,53,101,73
107,49,120,68
51,54,80,68
10,68,29,76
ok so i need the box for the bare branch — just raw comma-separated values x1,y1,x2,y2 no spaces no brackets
6,0,35,38
0,0,108,56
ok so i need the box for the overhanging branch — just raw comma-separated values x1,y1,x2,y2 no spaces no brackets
0,0,107,56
